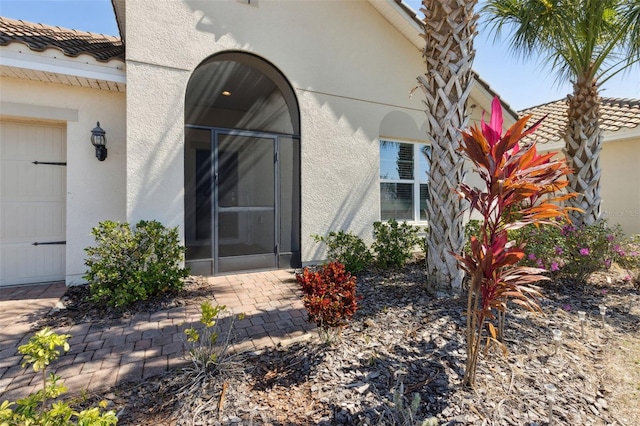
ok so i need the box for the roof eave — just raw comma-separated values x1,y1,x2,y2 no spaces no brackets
0,45,126,91
368,0,520,121
111,0,126,42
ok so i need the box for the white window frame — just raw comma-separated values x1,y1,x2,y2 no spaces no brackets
379,139,430,223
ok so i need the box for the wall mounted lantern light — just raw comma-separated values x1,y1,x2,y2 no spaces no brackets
91,122,107,161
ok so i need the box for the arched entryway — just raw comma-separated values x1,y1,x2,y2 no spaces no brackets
184,52,301,275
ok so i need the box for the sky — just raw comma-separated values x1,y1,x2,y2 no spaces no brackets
1,0,638,111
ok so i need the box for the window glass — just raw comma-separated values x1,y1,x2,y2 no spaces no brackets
380,140,430,222
419,145,430,183
380,142,413,180
419,184,429,221
381,183,413,221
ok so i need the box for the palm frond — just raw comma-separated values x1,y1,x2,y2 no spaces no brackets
481,0,639,85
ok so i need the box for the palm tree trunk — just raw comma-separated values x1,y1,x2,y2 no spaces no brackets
419,0,478,296
564,77,603,226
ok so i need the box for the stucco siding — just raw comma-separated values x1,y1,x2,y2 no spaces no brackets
124,0,428,262
123,0,512,267
125,61,190,228
0,76,126,284
600,137,640,235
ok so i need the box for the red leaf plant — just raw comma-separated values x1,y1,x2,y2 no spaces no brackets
296,261,359,343
456,97,575,387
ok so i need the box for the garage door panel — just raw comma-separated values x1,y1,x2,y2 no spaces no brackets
1,244,65,285
0,120,66,286
1,124,64,160
1,160,66,201
1,202,65,241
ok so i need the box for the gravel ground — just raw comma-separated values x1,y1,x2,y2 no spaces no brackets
52,259,640,425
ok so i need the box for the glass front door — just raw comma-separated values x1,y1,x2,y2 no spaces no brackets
185,127,298,275
215,131,277,273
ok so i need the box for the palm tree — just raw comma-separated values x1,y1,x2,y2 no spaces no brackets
482,0,640,227
419,0,479,296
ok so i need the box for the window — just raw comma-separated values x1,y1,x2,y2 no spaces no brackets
380,140,430,221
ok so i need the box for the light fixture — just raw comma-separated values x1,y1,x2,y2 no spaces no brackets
545,383,557,425
222,90,231,96
599,304,607,326
91,121,107,161
552,329,562,355
578,311,586,338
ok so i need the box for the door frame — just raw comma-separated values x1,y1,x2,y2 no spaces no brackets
213,128,279,274
185,125,299,275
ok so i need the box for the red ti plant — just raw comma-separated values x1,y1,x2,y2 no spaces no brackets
456,97,575,387
296,261,359,343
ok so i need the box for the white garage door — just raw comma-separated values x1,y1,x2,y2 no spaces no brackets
1,120,66,287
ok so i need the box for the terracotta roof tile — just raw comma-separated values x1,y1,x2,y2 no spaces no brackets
0,16,123,62
519,97,640,144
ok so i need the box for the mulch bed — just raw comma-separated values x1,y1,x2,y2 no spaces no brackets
45,260,640,425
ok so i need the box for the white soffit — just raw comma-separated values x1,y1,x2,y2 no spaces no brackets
367,0,423,50
0,44,126,92
111,0,126,41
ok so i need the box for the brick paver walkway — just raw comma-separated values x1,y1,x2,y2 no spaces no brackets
0,270,315,402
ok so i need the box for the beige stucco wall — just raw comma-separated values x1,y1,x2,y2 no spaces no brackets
124,0,510,264
535,132,640,236
600,135,640,235
0,77,126,284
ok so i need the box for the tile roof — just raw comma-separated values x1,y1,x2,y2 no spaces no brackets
519,98,640,144
0,16,123,62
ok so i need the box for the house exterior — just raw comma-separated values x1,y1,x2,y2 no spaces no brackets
520,98,640,235
0,0,517,288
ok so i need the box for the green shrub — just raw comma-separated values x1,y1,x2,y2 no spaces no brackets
84,220,189,308
311,231,373,273
0,328,118,426
463,219,482,256
517,219,622,282
372,219,421,268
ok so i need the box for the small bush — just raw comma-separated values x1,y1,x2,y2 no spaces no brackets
296,261,359,343
378,382,438,426
179,302,245,397
0,328,118,426
518,219,623,282
613,234,640,271
183,301,243,373
84,220,189,308
312,231,373,273
463,219,482,256
372,219,421,268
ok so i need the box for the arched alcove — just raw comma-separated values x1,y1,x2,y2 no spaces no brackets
184,52,301,275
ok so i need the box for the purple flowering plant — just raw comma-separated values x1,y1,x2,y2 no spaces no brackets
511,219,625,283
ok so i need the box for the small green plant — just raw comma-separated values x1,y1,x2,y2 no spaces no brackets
372,219,421,268
296,261,359,343
84,220,189,308
0,328,118,425
183,301,239,371
180,302,245,397
379,382,438,426
463,219,482,256
312,231,373,273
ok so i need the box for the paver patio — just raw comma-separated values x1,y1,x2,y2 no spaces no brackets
0,270,315,402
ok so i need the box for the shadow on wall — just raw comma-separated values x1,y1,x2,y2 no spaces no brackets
307,165,379,262
379,110,429,142
127,79,186,229
183,0,430,259
183,0,428,143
